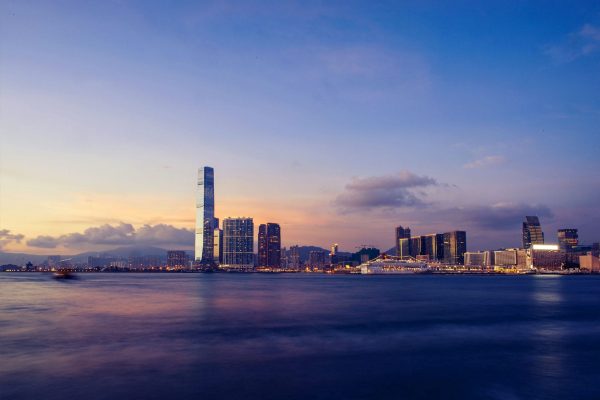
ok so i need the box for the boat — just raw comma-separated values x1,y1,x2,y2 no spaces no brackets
53,270,77,280
360,255,430,274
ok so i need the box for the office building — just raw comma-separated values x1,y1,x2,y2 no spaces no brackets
443,231,467,265
464,251,491,267
222,217,254,269
258,223,281,268
289,245,301,270
558,229,578,252
308,251,327,268
409,236,422,258
395,225,411,256
398,238,411,259
195,167,215,263
167,251,187,268
522,216,544,249
213,227,223,264
494,249,517,266
529,244,564,271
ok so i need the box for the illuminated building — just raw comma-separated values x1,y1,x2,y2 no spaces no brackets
557,229,578,252
422,234,444,261
579,254,600,272
395,226,411,256
308,251,327,268
222,217,254,270
289,245,301,270
195,167,215,263
213,227,223,264
258,223,281,268
464,251,493,267
398,238,411,259
330,243,339,264
522,216,544,249
529,244,564,270
443,231,467,265
409,236,422,258
494,249,517,266
167,251,187,268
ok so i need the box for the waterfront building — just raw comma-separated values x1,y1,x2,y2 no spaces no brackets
522,216,544,249
494,249,517,266
398,238,411,259
529,244,564,271
395,226,411,256
222,217,254,270
422,234,444,261
464,251,492,267
409,236,422,258
443,231,467,265
213,228,223,264
289,245,301,270
308,250,327,268
579,254,600,272
195,167,215,263
167,251,187,268
558,229,578,252
258,223,281,268
330,243,339,264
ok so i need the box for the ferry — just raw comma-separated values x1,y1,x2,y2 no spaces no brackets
360,255,430,275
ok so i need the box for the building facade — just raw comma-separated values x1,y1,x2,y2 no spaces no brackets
167,250,187,268
195,167,215,263
443,231,467,265
558,229,578,252
395,225,411,256
258,223,281,268
222,217,254,269
522,216,544,249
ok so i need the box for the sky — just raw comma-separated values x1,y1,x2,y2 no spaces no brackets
1,0,599,255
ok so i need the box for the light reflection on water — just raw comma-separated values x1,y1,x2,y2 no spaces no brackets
1,273,600,400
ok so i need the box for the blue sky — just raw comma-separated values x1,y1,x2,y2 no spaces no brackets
1,0,599,253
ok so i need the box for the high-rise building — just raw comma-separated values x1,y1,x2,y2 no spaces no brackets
258,223,281,268
222,217,254,269
522,216,544,249
443,231,467,265
195,167,215,263
167,250,187,268
308,251,326,268
213,227,223,264
395,226,411,256
330,243,339,264
409,236,422,258
557,229,578,252
398,238,411,259
289,245,301,270
422,234,444,261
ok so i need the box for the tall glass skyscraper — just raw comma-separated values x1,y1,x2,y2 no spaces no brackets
258,223,281,268
195,167,215,263
522,216,544,249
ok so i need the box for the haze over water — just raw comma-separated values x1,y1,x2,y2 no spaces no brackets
2,274,600,400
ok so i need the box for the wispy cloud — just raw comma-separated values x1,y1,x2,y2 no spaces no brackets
26,223,193,249
463,155,506,169
334,171,440,213
0,230,25,250
545,23,600,62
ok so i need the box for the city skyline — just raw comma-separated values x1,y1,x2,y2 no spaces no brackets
1,1,600,254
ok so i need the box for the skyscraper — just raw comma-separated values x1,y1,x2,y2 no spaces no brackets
258,223,281,268
222,217,254,269
167,250,188,268
522,216,544,249
195,167,215,263
557,229,578,252
395,225,411,256
443,231,467,265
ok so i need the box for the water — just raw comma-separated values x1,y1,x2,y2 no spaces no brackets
1,273,600,400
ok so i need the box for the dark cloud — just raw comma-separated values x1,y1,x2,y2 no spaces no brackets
440,203,554,231
0,229,25,249
26,223,193,249
334,171,439,213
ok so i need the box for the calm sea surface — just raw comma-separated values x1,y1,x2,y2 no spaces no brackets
1,273,600,400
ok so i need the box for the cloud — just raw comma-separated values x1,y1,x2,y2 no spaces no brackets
0,229,25,250
545,23,600,62
439,203,554,231
463,155,506,169
334,171,439,213
26,223,193,249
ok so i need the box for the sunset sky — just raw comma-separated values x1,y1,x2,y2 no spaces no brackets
1,1,599,254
